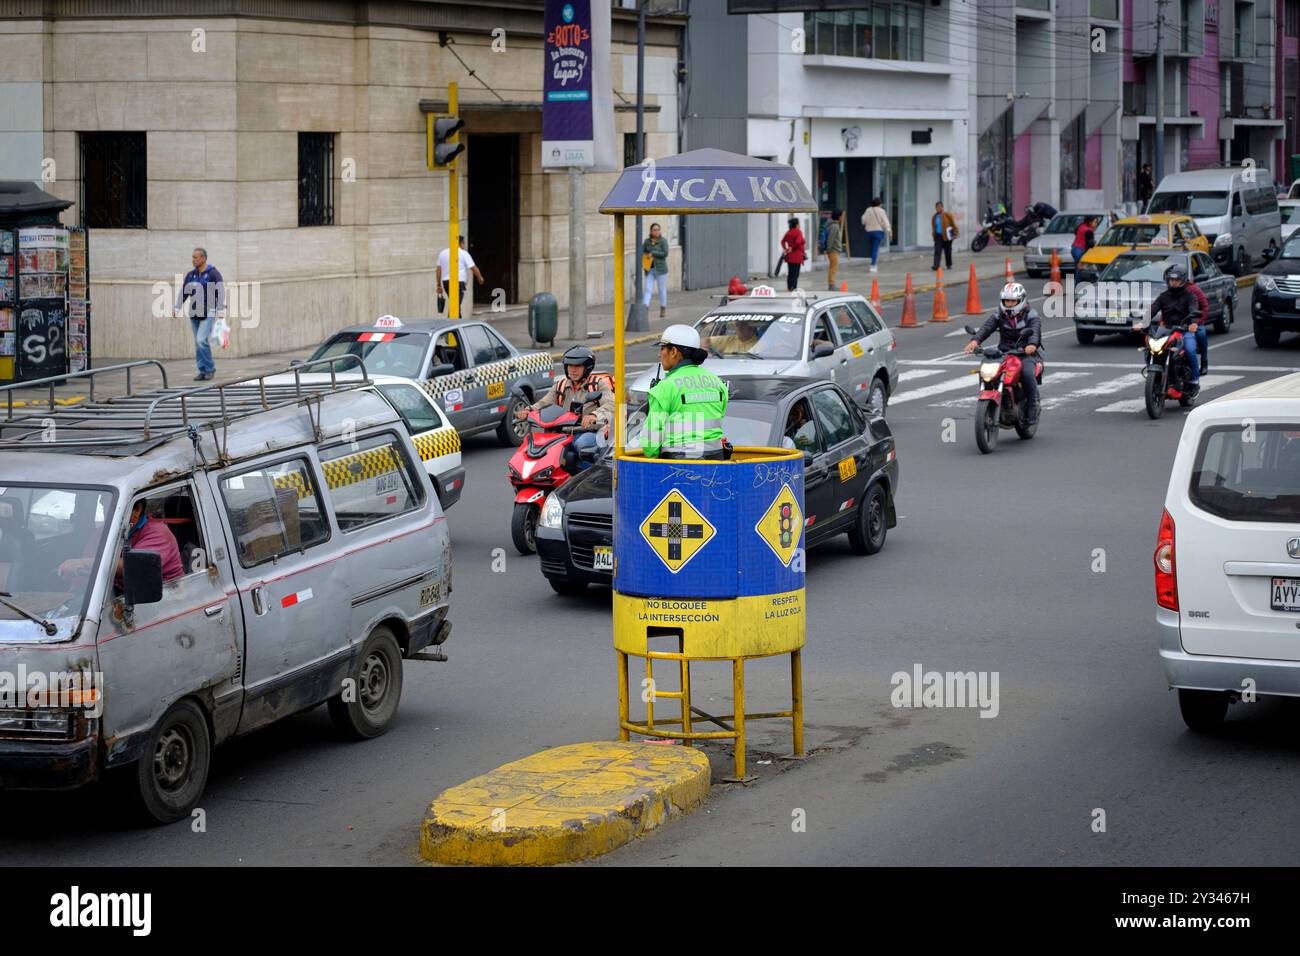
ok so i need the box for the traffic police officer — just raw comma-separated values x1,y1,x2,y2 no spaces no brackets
643,324,729,459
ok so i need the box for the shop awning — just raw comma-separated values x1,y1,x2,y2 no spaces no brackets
598,148,816,215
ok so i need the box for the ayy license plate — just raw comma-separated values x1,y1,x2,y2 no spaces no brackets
1271,577,1300,612
486,381,505,400
593,546,613,571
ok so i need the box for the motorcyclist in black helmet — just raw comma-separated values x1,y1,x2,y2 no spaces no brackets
515,344,614,469
1134,263,1202,390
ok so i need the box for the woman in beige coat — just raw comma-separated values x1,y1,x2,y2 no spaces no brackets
860,198,892,273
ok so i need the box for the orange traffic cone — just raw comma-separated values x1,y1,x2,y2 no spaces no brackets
899,273,918,328
1004,257,1013,282
965,263,983,315
1049,248,1062,284
869,277,881,310
840,279,848,292
932,268,950,322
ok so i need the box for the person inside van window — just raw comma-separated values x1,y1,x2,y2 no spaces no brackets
58,500,184,586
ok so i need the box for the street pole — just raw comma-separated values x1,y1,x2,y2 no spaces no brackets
448,81,461,320
569,165,587,339
1154,0,1166,187
627,0,649,332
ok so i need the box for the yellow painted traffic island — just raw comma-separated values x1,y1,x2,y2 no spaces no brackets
420,741,711,866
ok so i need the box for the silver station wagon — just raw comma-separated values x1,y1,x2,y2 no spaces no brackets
0,360,453,824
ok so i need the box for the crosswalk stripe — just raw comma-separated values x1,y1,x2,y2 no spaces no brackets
900,359,1300,373
1096,374,1243,413
1039,373,1143,410
890,373,980,405
927,371,1090,408
897,368,948,382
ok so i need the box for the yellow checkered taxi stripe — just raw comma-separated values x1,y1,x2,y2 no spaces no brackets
270,428,458,500
419,350,555,401
414,426,460,460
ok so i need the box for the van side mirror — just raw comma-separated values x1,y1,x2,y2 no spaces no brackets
123,549,164,606
812,342,835,359
428,363,455,378
289,359,303,368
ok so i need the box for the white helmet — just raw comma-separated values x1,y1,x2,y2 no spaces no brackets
659,323,701,351
999,282,1028,315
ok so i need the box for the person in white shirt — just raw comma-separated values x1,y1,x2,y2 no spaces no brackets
435,236,485,316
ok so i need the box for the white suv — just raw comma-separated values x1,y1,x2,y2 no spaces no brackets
1157,372,1300,730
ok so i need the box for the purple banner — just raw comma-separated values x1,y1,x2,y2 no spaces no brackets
543,0,594,144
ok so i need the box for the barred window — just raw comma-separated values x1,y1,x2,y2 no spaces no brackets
80,132,147,229
298,132,336,227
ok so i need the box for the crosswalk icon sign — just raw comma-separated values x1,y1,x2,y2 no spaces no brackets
755,483,802,567
641,489,715,573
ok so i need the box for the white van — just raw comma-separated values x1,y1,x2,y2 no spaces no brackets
1156,372,1300,730
1147,167,1282,275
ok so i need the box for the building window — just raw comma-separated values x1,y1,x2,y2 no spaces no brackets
1090,0,1119,20
1287,0,1299,37
298,132,336,227
623,132,647,168
1123,81,1147,116
79,132,147,229
803,3,924,61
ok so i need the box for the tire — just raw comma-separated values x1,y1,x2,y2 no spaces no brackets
865,377,888,419
1178,688,1228,732
847,482,889,555
328,626,404,740
974,398,999,454
971,233,989,253
1014,413,1037,440
497,394,530,446
1144,369,1165,419
1075,327,1095,345
1235,246,1247,277
1213,299,1230,334
548,577,588,596
134,699,211,825
511,501,538,555
1254,322,1281,347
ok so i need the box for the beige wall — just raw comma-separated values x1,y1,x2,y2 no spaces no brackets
9,15,681,360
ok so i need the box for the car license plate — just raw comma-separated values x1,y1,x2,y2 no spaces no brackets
1106,312,1130,325
1271,577,1300,612
375,472,398,495
486,381,505,400
593,546,613,571
1293,298,1300,311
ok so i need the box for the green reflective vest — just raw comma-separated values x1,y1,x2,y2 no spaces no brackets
643,361,728,458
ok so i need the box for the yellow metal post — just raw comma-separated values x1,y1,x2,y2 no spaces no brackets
791,648,804,757
447,81,460,320
679,635,692,742
732,658,746,780
613,213,625,453
617,651,630,742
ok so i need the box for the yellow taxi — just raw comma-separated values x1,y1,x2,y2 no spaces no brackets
1076,214,1210,282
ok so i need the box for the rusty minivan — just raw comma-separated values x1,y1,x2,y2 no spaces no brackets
0,359,452,823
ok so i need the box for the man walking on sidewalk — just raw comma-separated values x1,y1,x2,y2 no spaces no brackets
823,209,844,290
173,247,225,381
931,202,957,271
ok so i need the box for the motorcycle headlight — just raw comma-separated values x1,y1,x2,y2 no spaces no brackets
1148,335,1168,354
979,362,1002,382
1213,232,1232,248
539,494,564,530
1256,273,1278,292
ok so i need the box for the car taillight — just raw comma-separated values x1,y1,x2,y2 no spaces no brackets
1154,508,1178,611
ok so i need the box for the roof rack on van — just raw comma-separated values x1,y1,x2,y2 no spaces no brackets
0,356,373,456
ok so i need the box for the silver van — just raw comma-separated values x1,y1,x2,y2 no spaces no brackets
0,360,452,823
1147,167,1282,275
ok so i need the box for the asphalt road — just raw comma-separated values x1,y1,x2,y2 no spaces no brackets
4,271,1300,866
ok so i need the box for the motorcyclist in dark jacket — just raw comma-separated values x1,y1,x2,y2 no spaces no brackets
964,282,1043,423
1134,263,1202,387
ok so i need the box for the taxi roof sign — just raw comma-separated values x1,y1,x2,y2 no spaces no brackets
374,315,403,329
749,285,776,297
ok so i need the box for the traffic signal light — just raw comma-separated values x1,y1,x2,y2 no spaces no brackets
430,116,465,168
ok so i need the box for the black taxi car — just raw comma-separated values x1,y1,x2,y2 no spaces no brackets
1250,231,1300,347
536,375,899,595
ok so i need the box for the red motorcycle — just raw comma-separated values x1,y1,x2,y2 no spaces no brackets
507,385,604,554
964,324,1043,454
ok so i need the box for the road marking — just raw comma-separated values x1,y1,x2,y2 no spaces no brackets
897,368,948,382
1039,373,1142,410
900,359,1300,373
1214,332,1256,348
1096,374,1243,413
927,371,1089,408
891,373,981,405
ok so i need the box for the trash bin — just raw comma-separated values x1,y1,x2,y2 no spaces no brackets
529,292,558,347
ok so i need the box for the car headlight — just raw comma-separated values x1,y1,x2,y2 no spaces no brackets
979,362,1002,382
539,494,564,530
1213,232,1232,248
1256,274,1277,292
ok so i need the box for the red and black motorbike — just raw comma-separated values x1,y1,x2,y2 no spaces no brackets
964,324,1043,454
506,384,605,554
1138,317,1200,420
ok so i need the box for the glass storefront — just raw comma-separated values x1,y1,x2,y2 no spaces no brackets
804,3,925,61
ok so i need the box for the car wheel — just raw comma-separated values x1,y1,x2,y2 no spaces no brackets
847,481,888,555
548,578,588,596
1254,322,1281,347
1075,327,1095,345
865,377,888,418
1178,688,1228,732
1213,298,1231,334
134,699,211,825
328,626,404,740
497,395,530,446
1235,246,1247,277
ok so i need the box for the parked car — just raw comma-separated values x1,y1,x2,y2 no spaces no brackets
1075,214,1210,283
1073,248,1237,344
1155,372,1300,731
626,289,899,418
1279,199,1300,242
306,315,557,445
0,360,453,823
1249,231,1300,347
537,376,899,594
1023,210,1113,277
1147,167,1281,275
